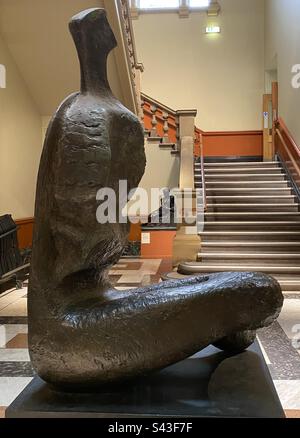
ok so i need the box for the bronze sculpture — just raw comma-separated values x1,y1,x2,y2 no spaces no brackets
28,8,283,390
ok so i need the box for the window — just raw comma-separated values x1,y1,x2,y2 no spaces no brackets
139,0,179,8
189,0,209,7
136,1,210,10
131,1,214,16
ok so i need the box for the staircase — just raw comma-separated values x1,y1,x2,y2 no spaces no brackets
182,159,300,293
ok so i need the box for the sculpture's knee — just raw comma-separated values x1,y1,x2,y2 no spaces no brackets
213,330,257,354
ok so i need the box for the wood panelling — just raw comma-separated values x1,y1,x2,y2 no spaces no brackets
200,130,263,158
15,218,142,247
14,217,34,249
128,222,142,241
141,230,176,259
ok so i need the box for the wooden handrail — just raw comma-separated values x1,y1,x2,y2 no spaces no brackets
199,134,207,212
275,128,300,179
141,93,177,116
277,117,300,158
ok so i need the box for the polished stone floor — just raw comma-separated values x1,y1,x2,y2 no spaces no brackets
0,258,299,418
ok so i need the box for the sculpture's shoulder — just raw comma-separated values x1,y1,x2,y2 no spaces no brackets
110,100,144,139
108,100,146,187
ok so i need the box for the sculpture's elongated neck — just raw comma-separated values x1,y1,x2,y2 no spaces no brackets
78,50,111,95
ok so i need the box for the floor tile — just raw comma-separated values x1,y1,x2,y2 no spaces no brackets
0,299,27,317
285,409,300,418
6,334,28,349
0,324,28,348
0,349,30,362
0,361,34,378
116,274,144,283
0,317,28,325
278,299,300,340
0,377,32,406
0,289,28,311
274,380,300,410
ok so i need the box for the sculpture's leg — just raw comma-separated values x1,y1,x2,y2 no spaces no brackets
30,271,283,390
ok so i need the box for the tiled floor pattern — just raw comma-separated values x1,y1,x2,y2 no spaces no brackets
0,258,299,417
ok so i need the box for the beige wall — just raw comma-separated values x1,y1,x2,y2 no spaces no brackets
127,139,179,217
0,33,41,219
265,0,300,145
133,0,265,131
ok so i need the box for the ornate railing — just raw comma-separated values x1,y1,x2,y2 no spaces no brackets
141,93,179,144
118,0,144,116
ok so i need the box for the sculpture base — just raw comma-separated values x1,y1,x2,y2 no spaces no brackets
6,341,284,418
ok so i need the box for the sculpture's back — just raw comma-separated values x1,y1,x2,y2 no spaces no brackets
28,9,283,390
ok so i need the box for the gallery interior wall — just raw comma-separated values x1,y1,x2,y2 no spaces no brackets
133,0,265,132
265,0,300,145
0,33,41,219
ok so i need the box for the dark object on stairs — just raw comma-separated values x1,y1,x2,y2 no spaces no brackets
0,214,30,290
122,241,141,257
28,8,283,391
143,188,176,229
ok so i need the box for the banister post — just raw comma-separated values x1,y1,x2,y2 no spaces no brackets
176,109,197,190
176,109,197,140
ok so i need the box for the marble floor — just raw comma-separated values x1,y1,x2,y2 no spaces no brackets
0,258,300,418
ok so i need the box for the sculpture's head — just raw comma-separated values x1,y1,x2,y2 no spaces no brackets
69,8,117,56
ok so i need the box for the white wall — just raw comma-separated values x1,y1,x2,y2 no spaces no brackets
265,0,300,145
0,33,42,219
133,0,265,131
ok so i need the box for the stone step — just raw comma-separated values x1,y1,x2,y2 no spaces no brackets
205,195,296,204
201,241,300,253
197,173,287,181
202,161,279,168
200,231,300,241
275,279,300,291
203,221,300,231
178,263,300,275
196,181,290,189
201,167,284,174
205,203,299,212
204,212,300,220
198,252,300,265
205,187,291,193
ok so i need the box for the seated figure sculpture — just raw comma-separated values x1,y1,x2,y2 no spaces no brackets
28,8,283,390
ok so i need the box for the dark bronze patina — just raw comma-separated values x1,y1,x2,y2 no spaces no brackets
28,8,283,390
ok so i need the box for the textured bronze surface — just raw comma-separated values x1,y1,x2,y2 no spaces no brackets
28,8,283,390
